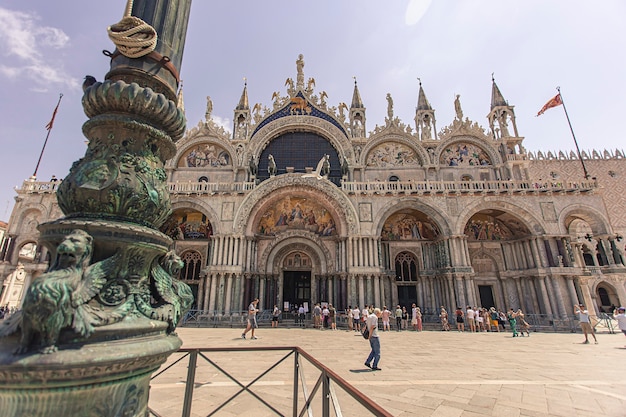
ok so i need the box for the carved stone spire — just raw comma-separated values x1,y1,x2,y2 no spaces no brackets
487,75,519,138
351,77,364,109
414,79,437,141
349,77,366,138
236,78,249,110
490,77,508,109
233,78,250,140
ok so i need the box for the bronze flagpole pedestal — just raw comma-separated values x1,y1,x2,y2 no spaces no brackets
0,1,194,415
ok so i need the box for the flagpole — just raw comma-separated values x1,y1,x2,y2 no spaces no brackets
556,86,589,180
33,93,63,179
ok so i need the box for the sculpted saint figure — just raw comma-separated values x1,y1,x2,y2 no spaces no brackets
386,93,394,119
454,94,463,120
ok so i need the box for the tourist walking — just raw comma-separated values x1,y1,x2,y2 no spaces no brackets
352,305,361,331
574,303,598,344
466,306,476,332
401,306,409,330
347,305,353,331
322,304,330,329
439,306,450,331
364,307,383,371
298,304,306,327
313,303,322,329
615,307,626,347
516,308,530,336
507,308,518,337
329,304,337,330
489,307,500,332
272,304,280,328
416,306,423,331
242,298,259,339
382,306,391,331
395,305,402,331
411,303,419,331
455,307,464,332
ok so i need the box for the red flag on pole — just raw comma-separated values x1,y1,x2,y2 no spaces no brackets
536,93,562,116
45,94,63,130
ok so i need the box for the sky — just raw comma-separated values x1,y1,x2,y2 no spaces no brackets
0,0,625,221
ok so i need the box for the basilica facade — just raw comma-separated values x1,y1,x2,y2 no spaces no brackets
2,56,626,319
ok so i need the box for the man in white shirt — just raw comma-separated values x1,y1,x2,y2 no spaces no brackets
466,306,476,332
615,307,626,346
574,303,597,344
364,308,383,371
352,306,361,331
242,298,259,340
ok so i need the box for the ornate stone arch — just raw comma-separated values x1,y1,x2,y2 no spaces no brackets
169,197,221,234
260,230,333,274
559,204,612,236
373,197,452,237
592,279,621,310
247,116,354,164
167,121,232,169
234,176,358,235
435,135,503,167
456,199,546,237
360,134,428,167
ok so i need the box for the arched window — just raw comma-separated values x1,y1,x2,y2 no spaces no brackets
389,175,400,182
181,251,202,281
598,287,611,306
198,176,209,182
395,251,417,281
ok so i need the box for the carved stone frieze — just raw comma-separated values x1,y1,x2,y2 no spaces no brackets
234,175,358,234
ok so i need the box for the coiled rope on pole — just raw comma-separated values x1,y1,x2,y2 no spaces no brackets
107,0,157,59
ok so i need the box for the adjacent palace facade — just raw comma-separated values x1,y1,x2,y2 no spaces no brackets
2,56,626,319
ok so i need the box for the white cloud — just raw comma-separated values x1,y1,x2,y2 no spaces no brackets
0,7,74,91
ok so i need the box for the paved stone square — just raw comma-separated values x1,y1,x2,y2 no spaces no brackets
150,326,626,417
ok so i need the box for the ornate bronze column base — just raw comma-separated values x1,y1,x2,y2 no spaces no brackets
0,325,180,417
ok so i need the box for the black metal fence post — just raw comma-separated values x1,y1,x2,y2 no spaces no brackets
181,350,198,417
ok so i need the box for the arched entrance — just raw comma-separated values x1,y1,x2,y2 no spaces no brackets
595,281,620,313
282,251,312,312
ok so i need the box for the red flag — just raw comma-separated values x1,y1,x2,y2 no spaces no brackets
45,94,63,130
536,93,562,116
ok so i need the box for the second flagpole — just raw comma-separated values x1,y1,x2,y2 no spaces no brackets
557,86,590,180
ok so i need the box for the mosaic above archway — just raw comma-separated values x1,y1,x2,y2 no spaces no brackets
179,143,231,167
381,209,440,240
440,142,491,167
257,196,337,236
366,142,419,167
161,209,213,240
464,210,530,241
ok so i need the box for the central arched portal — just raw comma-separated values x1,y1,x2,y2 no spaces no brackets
282,251,313,312
263,231,341,314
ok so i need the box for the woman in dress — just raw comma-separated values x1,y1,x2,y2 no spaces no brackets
516,308,530,336
416,307,423,332
439,307,450,331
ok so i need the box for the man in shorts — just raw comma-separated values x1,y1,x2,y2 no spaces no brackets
242,298,259,339
574,303,597,344
271,304,280,328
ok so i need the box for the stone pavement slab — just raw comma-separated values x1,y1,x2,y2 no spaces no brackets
149,327,626,416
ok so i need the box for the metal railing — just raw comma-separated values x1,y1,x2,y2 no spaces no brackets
148,346,392,417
